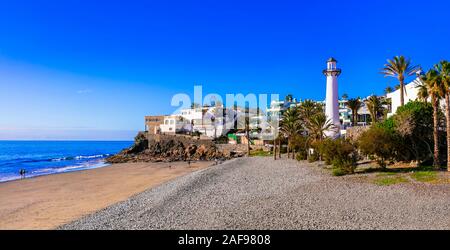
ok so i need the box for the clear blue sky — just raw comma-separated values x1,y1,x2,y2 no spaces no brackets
1,0,449,140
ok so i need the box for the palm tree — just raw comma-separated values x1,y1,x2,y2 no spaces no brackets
245,106,251,156
417,82,429,102
306,113,336,143
420,69,445,168
299,100,323,126
346,98,362,126
384,86,393,95
437,61,450,172
280,107,302,158
365,95,385,124
382,56,420,107
342,93,349,100
285,94,294,103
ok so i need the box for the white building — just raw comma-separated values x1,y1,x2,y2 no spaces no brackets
159,115,191,134
386,77,422,117
338,100,352,129
159,106,240,138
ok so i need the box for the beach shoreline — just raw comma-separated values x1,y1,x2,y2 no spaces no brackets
0,161,111,184
0,160,212,230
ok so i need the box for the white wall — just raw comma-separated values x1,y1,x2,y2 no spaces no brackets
386,78,421,117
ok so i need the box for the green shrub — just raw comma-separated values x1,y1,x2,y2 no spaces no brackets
332,154,358,175
308,152,319,163
316,138,358,175
290,135,309,160
381,101,437,164
250,149,272,157
316,139,337,165
296,152,306,161
214,135,229,144
332,167,347,176
358,126,396,168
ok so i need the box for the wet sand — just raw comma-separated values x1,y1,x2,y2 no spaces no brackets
0,161,212,229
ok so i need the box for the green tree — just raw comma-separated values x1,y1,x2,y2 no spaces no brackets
384,86,393,95
381,56,420,106
346,98,362,126
306,113,336,144
285,94,294,103
417,83,429,102
280,107,303,158
438,61,450,172
365,95,385,124
358,126,396,169
299,100,323,126
390,101,434,164
290,134,309,161
419,69,446,168
317,138,358,175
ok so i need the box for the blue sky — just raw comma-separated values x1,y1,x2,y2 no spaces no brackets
1,0,450,140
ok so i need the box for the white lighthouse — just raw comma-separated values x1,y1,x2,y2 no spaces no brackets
323,57,341,138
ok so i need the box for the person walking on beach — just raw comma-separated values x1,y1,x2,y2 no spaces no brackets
19,169,27,179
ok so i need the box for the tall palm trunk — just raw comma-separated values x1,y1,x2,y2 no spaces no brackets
432,94,440,168
273,139,277,160
446,94,450,171
352,111,355,126
278,139,281,158
247,135,250,156
400,78,405,106
287,139,290,159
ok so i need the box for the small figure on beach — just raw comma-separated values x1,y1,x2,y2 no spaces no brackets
19,169,27,179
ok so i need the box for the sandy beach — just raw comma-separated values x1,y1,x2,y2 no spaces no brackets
0,161,212,230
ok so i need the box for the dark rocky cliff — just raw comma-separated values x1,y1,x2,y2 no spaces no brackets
106,132,244,163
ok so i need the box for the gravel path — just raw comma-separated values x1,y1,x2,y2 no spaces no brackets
61,157,450,230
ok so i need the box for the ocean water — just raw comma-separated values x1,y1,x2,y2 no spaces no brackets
0,141,133,182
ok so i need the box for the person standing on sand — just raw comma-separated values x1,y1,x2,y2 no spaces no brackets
19,169,27,179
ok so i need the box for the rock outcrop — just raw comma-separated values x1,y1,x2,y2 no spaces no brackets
106,133,244,163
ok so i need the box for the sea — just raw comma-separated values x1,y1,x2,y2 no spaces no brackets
0,141,133,182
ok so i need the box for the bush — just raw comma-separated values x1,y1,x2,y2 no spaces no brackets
358,126,396,168
308,152,319,163
362,101,444,166
316,138,358,175
290,135,309,161
250,149,272,157
332,167,347,176
382,101,438,164
214,135,229,144
296,152,306,161
332,154,358,175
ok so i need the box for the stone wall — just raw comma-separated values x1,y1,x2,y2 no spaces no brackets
146,133,215,147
